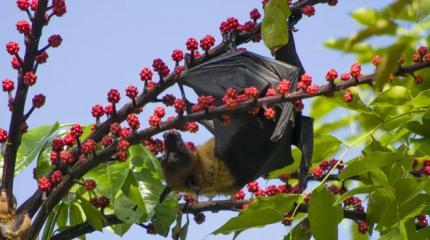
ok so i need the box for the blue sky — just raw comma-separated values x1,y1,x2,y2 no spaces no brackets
0,0,388,239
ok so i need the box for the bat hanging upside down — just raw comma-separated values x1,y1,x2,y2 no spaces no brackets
159,49,313,199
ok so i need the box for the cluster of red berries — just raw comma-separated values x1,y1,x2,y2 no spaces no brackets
48,34,63,47
325,69,338,82
197,95,216,109
219,17,240,33
357,220,369,234
23,71,37,86
143,138,164,155
171,50,184,63
194,213,206,224
183,193,197,205
2,79,15,92
296,73,319,95
90,196,110,208
52,0,67,17
343,196,364,212
16,20,31,35
412,158,430,176
0,128,8,143
416,215,428,227
37,177,52,191
250,8,261,22
35,51,49,64
186,38,199,51
312,159,344,179
303,5,315,17
84,179,97,191
199,35,216,52
152,58,170,77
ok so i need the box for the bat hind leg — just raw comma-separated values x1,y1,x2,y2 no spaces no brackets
293,115,314,191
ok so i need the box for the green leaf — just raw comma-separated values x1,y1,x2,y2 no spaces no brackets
110,224,131,237
339,152,408,180
130,145,164,218
323,93,373,114
57,204,69,228
114,192,147,224
213,195,298,235
70,203,84,226
152,195,178,237
371,86,412,106
85,159,130,201
80,198,104,231
374,40,410,91
351,8,379,26
416,0,430,22
348,19,397,48
334,185,383,205
409,89,430,108
312,134,342,163
261,0,291,51
284,219,311,240
41,205,61,240
308,188,343,240
0,123,61,179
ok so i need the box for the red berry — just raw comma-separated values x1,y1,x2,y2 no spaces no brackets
127,114,140,130
37,177,51,191
312,167,324,178
306,84,319,95
186,141,196,152
325,69,338,81
279,173,290,182
11,56,21,70
303,5,315,17
16,0,29,10
357,221,368,234
266,185,280,196
91,104,105,118
414,75,423,84
60,150,75,164
2,79,15,92
98,196,110,208
223,97,237,109
107,89,121,104
225,88,237,98
84,179,97,191
412,53,421,63
183,194,197,204
219,17,240,33
6,41,20,55
52,0,67,16
350,62,362,78
140,67,153,81
423,165,430,175
0,129,8,143
171,49,184,62
343,91,353,102
23,71,37,86
50,151,58,165
265,88,277,96
162,94,176,106
174,66,185,77
418,46,427,56
250,8,261,21
104,104,114,116
110,123,122,136
423,53,430,63
417,215,428,227
197,95,216,108
186,38,198,51
149,115,160,127
264,107,276,120
277,79,291,95
90,197,100,208
63,133,76,147
300,73,312,86
255,189,266,197
102,135,113,147
247,181,259,193
293,99,304,112
328,0,338,6
50,170,63,184
116,151,129,162
16,20,31,35
371,55,382,66
125,85,138,99
154,106,166,118
81,139,97,154
52,137,64,152
35,51,48,64
184,122,199,133
30,0,38,10
194,213,206,225
174,99,186,114
70,124,83,138
48,34,63,47
244,86,259,99
32,94,45,108
340,73,351,81
199,35,216,51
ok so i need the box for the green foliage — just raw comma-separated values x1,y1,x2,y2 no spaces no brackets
262,0,291,51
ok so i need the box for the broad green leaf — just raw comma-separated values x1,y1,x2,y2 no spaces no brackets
70,203,84,226
121,172,146,211
409,89,430,108
262,0,291,51
130,145,164,218
268,147,301,178
374,40,410,91
351,8,378,26
152,195,179,237
85,159,130,202
348,19,397,48
308,188,343,240
110,224,131,237
0,123,61,179
416,0,430,22
179,216,190,240
213,195,298,235
379,228,402,240
57,204,69,228
80,198,104,231
371,86,412,106
284,219,311,240
339,152,408,180
310,96,337,119
323,93,373,114
312,134,342,163
114,192,147,224
41,205,60,240
334,185,383,205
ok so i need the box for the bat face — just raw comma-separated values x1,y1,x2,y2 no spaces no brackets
161,131,194,170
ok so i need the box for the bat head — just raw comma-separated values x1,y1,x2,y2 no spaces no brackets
161,131,195,171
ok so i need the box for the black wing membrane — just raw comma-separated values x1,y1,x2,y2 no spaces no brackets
181,51,301,186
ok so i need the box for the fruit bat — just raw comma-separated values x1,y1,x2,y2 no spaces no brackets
160,32,313,199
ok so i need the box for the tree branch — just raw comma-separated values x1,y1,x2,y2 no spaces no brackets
2,0,49,209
